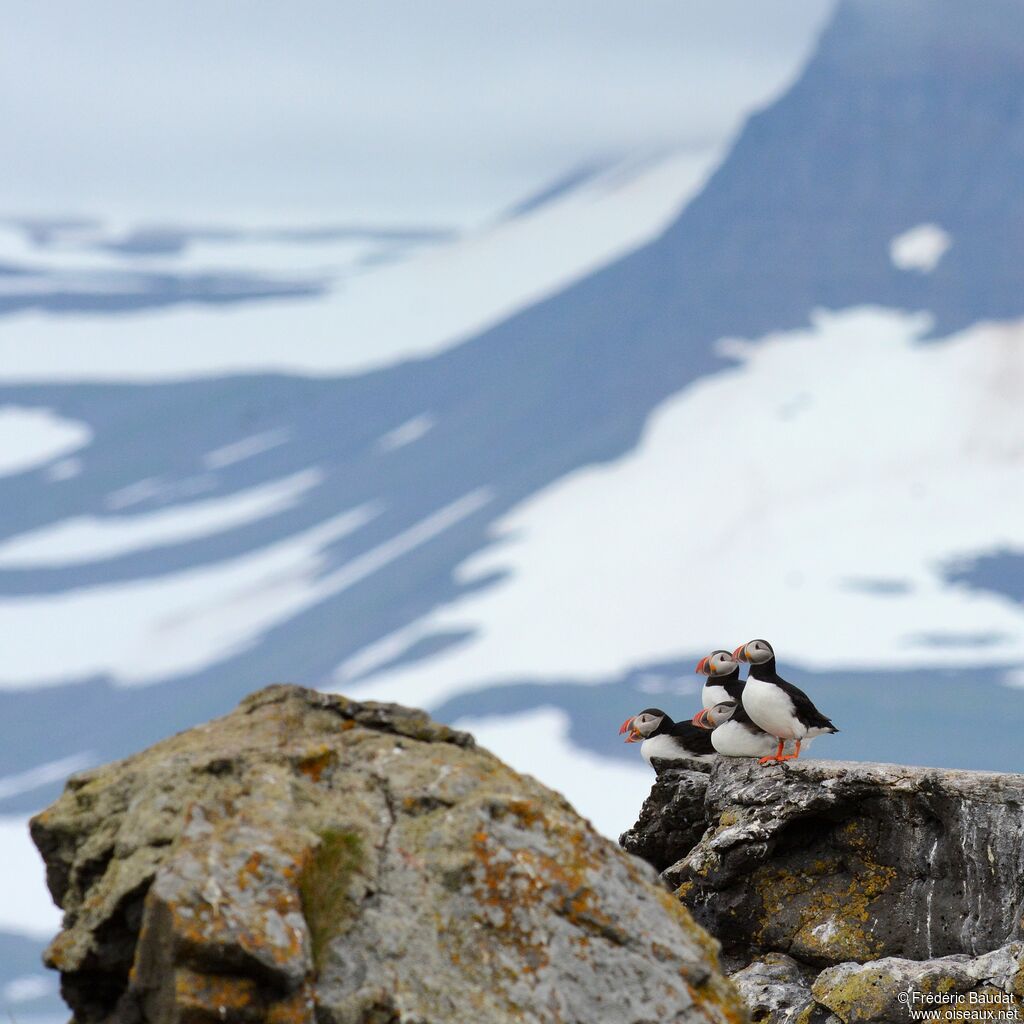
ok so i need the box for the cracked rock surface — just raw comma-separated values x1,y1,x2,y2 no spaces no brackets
620,756,1024,1024
31,684,744,1024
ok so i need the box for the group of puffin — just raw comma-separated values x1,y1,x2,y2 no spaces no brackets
618,639,838,767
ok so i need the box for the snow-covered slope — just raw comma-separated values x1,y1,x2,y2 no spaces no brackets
348,307,1024,709
0,151,718,381
0,408,91,477
3,1,1024,1013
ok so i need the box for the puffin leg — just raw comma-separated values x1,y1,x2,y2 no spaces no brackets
779,738,802,761
758,739,785,765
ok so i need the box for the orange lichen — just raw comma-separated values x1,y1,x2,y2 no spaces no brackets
297,748,335,783
168,968,315,1023
684,977,748,1024
266,984,316,1024
505,799,546,830
237,851,264,890
465,818,627,977
174,967,259,1013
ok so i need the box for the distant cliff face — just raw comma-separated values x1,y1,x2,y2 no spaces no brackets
30,685,743,1024
620,758,1024,1023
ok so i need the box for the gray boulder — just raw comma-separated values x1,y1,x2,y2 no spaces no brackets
730,953,829,1024
812,943,1024,1024
31,684,745,1024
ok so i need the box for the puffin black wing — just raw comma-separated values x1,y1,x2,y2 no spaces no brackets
730,701,758,726
668,719,717,755
775,677,839,733
721,670,745,701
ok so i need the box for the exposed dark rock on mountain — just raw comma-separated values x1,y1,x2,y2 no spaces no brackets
30,685,744,1024
620,757,1024,1023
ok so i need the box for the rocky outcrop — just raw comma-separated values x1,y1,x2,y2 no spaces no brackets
620,757,1024,1023
31,685,744,1024
812,944,1024,1024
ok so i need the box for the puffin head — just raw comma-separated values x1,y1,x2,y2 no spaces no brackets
695,649,740,677
697,700,738,729
618,708,667,743
732,638,775,665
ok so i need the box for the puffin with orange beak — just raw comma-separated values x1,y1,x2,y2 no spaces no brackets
695,649,745,712
733,639,838,764
618,708,716,769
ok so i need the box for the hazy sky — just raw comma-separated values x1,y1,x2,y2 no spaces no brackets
1,1,832,226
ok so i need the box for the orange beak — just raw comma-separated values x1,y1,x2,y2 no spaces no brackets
619,717,643,743
692,708,713,729
732,644,748,662
695,656,708,674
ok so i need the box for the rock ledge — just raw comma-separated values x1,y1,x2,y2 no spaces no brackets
620,756,1024,1023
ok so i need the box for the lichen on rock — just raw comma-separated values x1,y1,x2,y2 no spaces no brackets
31,684,745,1024
812,944,1024,1024
620,755,1024,1024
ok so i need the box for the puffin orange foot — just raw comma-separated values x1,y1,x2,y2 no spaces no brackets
759,739,786,764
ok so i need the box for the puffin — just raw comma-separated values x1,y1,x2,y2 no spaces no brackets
695,649,745,709
619,708,717,767
733,638,838,763
692,699,783,759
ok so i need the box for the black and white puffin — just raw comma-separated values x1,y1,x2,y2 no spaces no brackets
695,649,745,709
619,708,717,767
733,639,838,763
691,699,782,759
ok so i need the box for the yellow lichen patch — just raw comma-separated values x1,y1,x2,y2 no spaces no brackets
749,822,897,962
813,966,996,1024
675,880,696,901
811,966,895,1021
971,986,1022,1021
791,1002,818,1024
